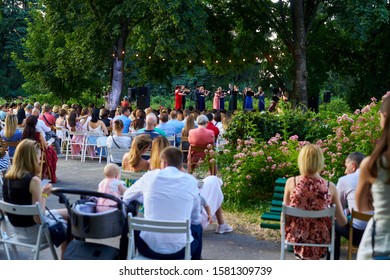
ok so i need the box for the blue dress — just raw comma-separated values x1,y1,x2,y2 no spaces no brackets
244,91,254,110
258,94,265,111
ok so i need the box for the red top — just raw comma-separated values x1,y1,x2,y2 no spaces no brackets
175,89,182,110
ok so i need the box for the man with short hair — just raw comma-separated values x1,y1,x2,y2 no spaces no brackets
123,147,202,259
157,113,176,137
334,152,369,259
136,113,165,140
113,106,131,133
167,110,184,134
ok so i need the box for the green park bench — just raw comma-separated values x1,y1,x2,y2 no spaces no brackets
260,177,287,230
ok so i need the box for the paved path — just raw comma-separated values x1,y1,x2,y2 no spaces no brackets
1,157,346,260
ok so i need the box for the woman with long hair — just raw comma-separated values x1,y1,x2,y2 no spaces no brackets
66,110,84,157
3,139,68,257
122,134,151,172
283,144,347,260
85,108,108,158
22,115,58,183
355,95,390,259
0,114,23,158
149,136,170,170
130,109,146,132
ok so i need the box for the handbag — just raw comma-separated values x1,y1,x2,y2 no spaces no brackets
46,207,67,247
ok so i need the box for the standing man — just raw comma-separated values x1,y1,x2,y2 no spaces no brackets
123,147,202,259
334,152,369,259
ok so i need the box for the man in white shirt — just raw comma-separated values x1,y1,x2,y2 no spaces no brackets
334,152,367,259
123,147,202,259
32,108,63,156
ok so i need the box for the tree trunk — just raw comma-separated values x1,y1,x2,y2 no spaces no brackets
291,0,308,109
107,22,129,110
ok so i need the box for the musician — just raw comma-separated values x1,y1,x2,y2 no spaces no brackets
213,87,223,110
180,85,190,110
228,85,239,111
255,86,265,111
174,85,186,110
196,85,209,112
244,87,255,111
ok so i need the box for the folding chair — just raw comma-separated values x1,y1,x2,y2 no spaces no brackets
166,135,176,146
127,213,191,260
96,136,108,163
0,201,58,260
65,130,86,161
280,203,336,260
347,208,373,260
83,131,105,162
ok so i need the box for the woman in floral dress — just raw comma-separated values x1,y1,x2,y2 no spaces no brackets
283,144,347,259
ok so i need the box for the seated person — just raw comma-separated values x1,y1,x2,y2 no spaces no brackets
123,147,202,259
96,163,126,213
334,152,372,260
2,139,68,258
107,119,132,165
136,113,165,140
187,115,215,174
199,176,233,234
122,134,151,172
283,144,347,260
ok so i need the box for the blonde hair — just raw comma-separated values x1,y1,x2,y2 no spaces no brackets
104,163,121,178
127,134,152,167
182,114,195,137
150,136,170,170
5,139,40,180
4,114,18,138
298,144,324,176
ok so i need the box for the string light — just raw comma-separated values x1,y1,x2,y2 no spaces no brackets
148,56,151,59
229,59,232,63
189,60,192,63
122,51,125,54
202,60,205,64
243,58,246,62
136,54,139,57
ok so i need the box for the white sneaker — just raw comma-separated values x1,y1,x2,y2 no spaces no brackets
216,223,233,234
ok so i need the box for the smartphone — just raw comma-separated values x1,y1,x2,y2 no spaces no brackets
41,179,51,188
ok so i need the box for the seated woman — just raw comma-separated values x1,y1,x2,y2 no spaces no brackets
22,115,58,183
149,135,170,170
283,144,347,260
107,119,132,165
2,139,68,258
66,110,84,157
181,114,195,151
200,176,233,234
0,114,23,158
85,108,109,158
122,134,152,172
187,114,215,174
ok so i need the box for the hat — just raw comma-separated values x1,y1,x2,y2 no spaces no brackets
26,104,34,110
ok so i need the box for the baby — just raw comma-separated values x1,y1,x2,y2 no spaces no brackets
96,163,126,212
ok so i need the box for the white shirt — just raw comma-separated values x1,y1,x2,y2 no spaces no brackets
36,119,51,133
337,169,369,230
123,167,200,254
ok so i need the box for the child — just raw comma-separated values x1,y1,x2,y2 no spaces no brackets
96,163,126,212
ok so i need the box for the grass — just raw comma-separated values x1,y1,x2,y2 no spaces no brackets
222,205,281,243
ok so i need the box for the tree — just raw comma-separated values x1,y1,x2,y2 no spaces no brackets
0,0,35,99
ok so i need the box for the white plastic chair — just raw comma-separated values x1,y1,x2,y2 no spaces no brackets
0,201,58,260
280,203,336,260
65,129,86,161
83,131,104,162
107,146,127,165
127,213,191,260
96,136,108,163
166,135,176,146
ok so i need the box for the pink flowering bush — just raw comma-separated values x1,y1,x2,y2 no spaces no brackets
218,135,301,206
218,97,382,207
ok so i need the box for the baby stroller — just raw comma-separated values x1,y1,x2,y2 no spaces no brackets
52,188,137,260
